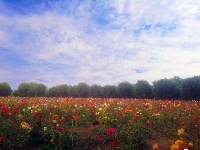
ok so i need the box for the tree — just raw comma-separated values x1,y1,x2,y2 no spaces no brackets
135,80,152,98
181,76,200,100
45,86,59,97
57,84,69,97
102,85,117,98
169,76,182,99
68,85,78,97
117,81,134,98
12,90,19,97
0,82,12,96
153,78,177,99
76,82,89,98
18,82,29,97
17,82,47,97
89,84,102,98
27,82,38,97
35,83,47,97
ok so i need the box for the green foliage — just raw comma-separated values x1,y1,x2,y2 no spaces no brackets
1,75,200,99
102,85,117,98
27,82,38,97
181,76,200,100
35,83,47,97
117,81,134,98
12,90,19,96
57,84,69,97
69,85,78,97
135,80,152,98
46,86,59,97
18,82,29,97
89,84,102,98
18,82,47,97
0,82,12,96
153,78,177,99
76,82,89,98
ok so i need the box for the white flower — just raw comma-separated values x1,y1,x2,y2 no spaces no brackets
43,127,47,131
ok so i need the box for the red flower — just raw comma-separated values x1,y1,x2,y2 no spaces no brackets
0,103,5,108
180,121,185,127
97,134,103,140
36,120,42,126
0,136,6,142
111,141,117,147
178,147,189,150
34,112,42,118
107,127,116,135
57,127,62,131
118,113,122,119
92,120,100,126
2,107,10,114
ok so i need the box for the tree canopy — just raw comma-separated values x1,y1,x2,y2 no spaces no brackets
2,75,200,100
0,82,12,96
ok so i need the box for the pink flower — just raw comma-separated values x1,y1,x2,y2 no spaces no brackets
134,113,141,119
107,127,116,135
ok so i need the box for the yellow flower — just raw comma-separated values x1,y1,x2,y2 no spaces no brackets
177,128,184,136
34,105,38,109
175,140,184,147
189,141,193,147
98,108,102,111
177,104,181,107
170,144,179,150
21,122,32,131
96,112,100,115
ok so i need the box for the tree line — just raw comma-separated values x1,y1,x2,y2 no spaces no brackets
0,76,200,100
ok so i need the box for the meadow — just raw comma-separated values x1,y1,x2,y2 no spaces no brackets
0,97,199,150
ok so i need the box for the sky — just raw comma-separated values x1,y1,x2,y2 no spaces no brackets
1,0,200,90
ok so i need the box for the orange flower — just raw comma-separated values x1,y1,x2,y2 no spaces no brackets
60,117,66,122
152,143,159,150
18,114,23,118
8,111,13,116
52,114,59,120
50,139,55,143
71,116,78,120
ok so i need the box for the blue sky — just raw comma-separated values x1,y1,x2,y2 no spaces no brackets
1,0,200,90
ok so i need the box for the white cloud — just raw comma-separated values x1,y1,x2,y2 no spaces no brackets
1,0,200,89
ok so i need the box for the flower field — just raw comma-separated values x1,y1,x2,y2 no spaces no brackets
0,97,200,150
